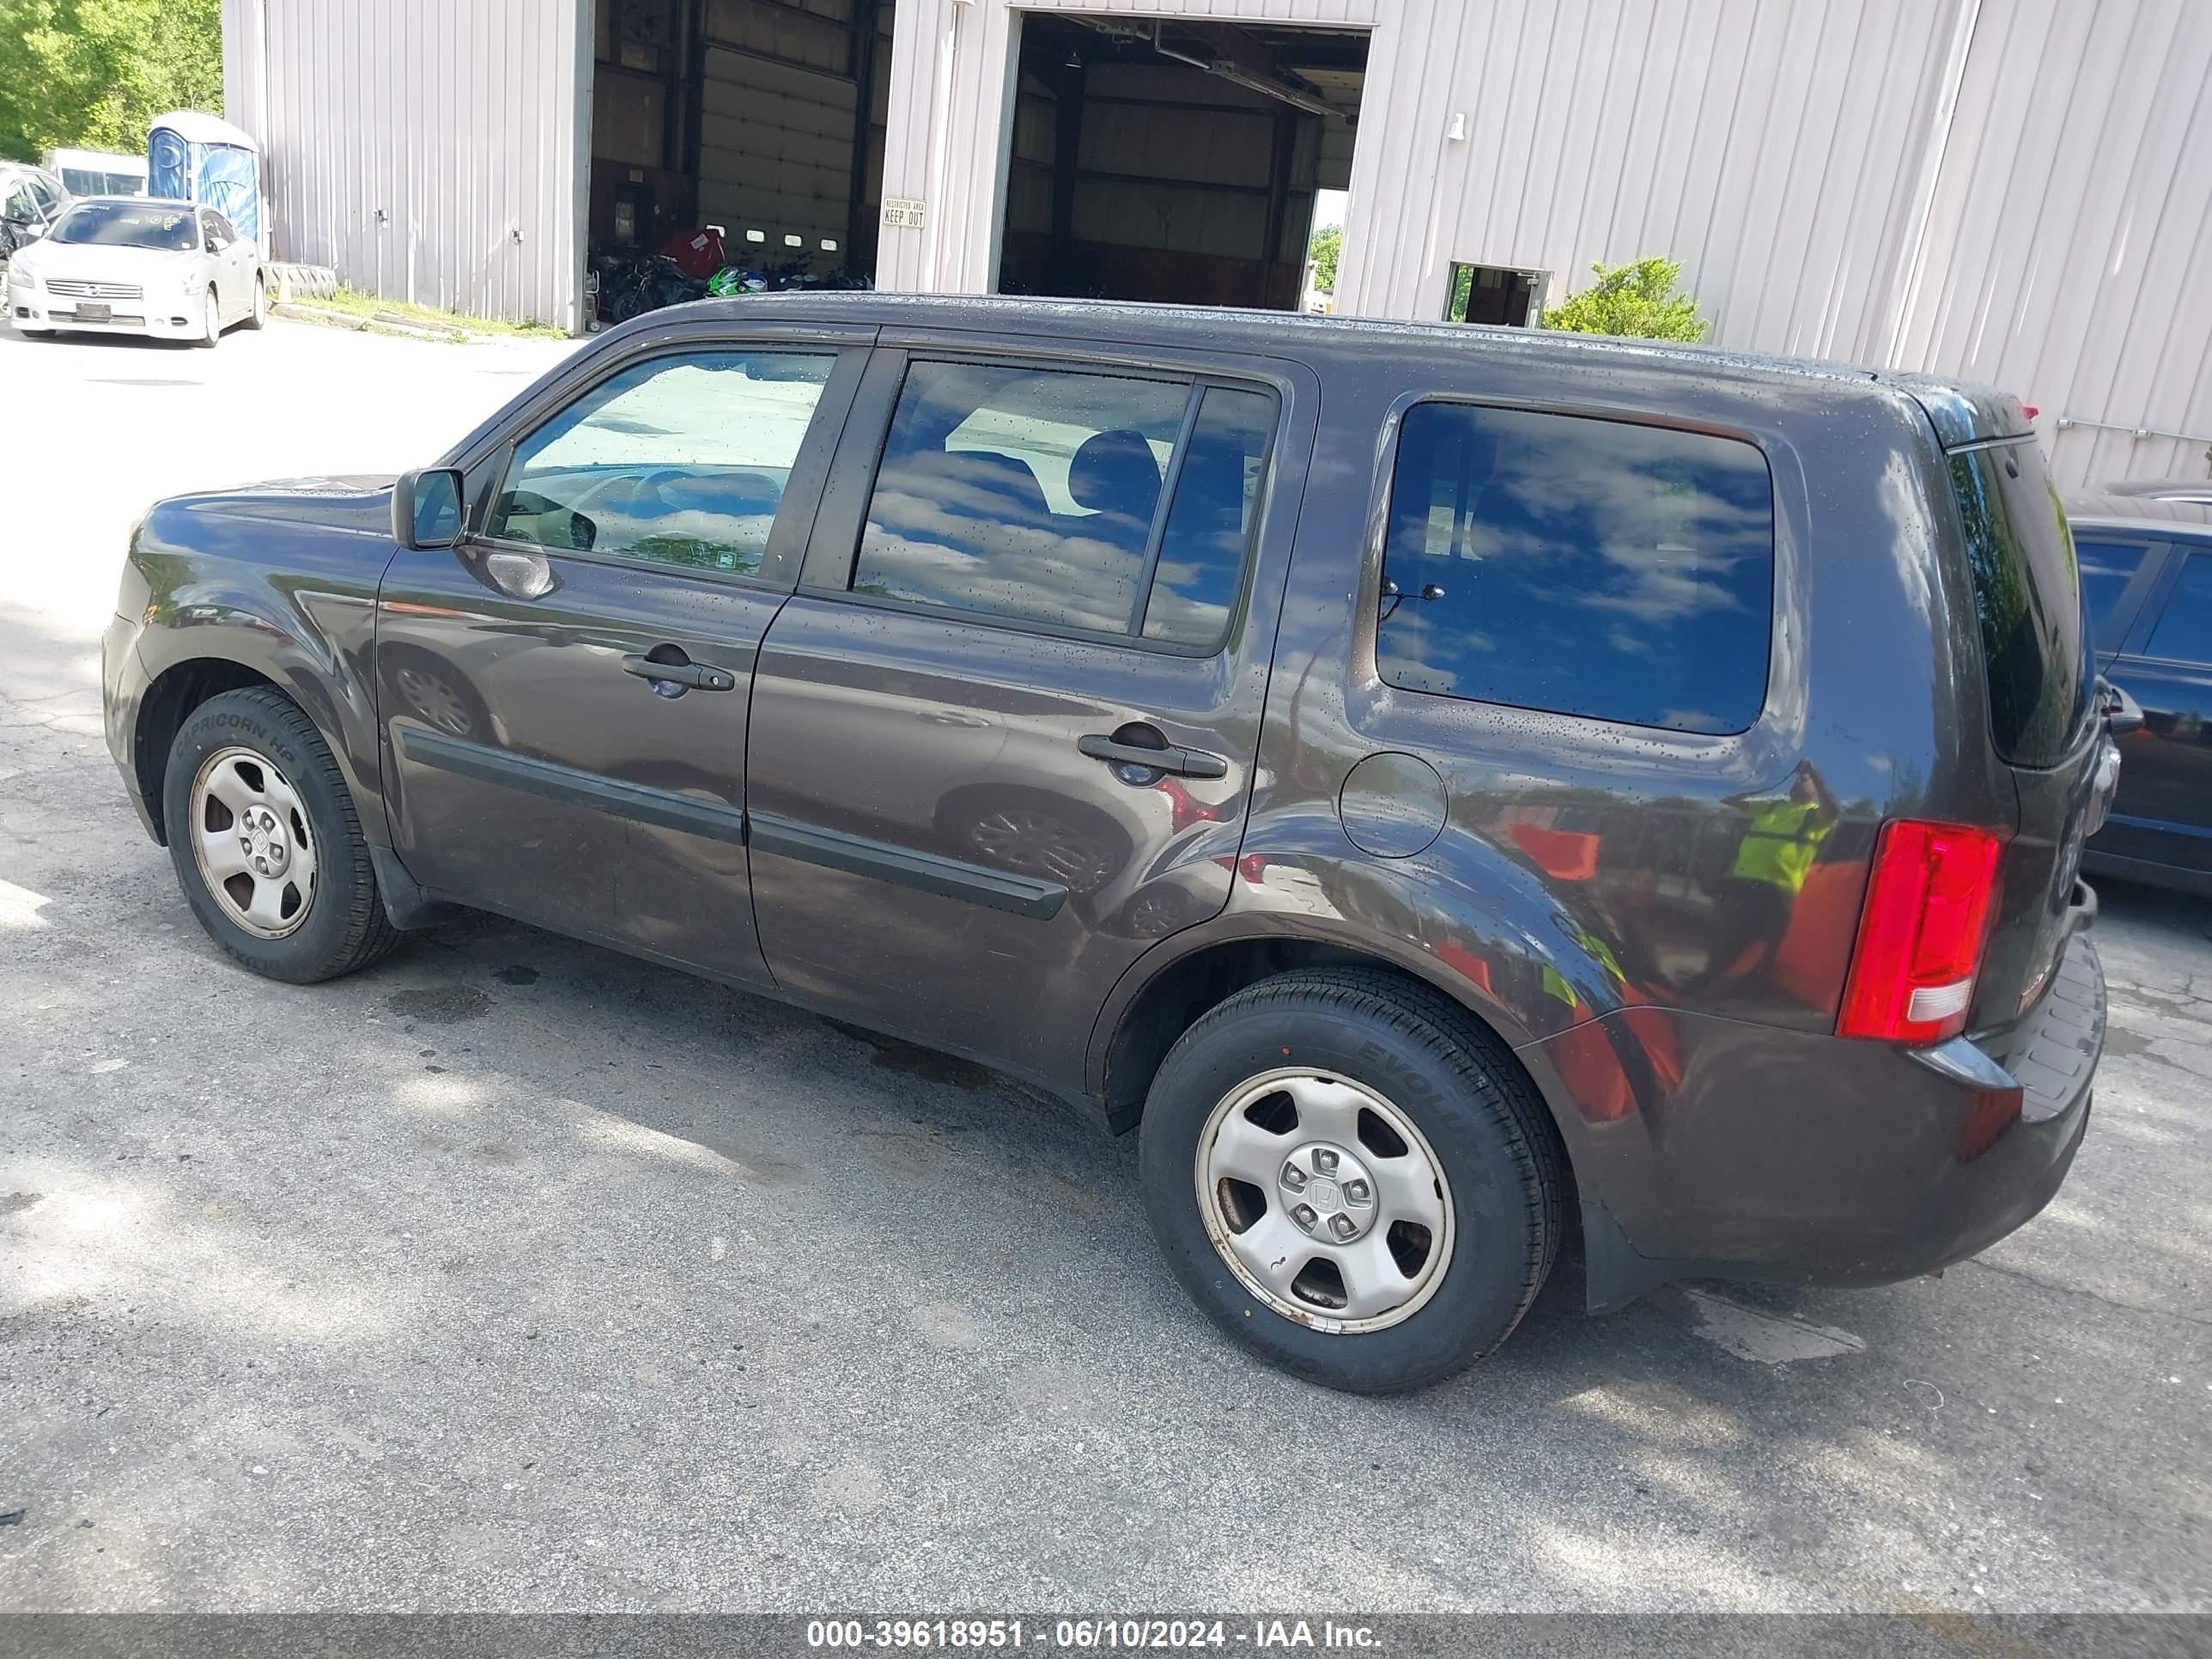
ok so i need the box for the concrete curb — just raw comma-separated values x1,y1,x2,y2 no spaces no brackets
271,301,471,343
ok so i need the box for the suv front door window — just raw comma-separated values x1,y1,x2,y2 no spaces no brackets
490,352,833,577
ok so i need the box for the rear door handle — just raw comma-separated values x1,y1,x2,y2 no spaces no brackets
1078,732,1229,780
621,654,738,692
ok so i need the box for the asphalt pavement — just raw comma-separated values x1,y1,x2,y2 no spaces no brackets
0,315,2206,1614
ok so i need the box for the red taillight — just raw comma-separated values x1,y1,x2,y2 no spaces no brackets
1837,819,2003,1044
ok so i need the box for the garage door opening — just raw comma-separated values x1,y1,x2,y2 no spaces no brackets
588,0,893,323
997,12,1368,311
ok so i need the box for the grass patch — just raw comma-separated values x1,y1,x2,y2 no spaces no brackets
307,287,568,339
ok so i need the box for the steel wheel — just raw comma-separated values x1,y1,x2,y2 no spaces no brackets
188,745,318,938
1194,1066,1455,1334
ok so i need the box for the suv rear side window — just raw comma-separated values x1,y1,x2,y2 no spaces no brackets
1376,403,1775,734
1949,441,2090,767
854,361,1273,648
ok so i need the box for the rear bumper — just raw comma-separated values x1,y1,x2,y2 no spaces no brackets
1528,929,2104,1310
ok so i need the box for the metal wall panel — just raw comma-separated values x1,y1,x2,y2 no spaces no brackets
1334,0,1953,363
880,0,2209,485
1890,0,2212,485
222,0,588,329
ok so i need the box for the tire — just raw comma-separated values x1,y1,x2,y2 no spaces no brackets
197,288,221,348
161,687,402,983
244,274,266,330
1137,968,1563,1393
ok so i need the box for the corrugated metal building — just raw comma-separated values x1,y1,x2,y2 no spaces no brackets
222,0,591,330
223,0,2212,485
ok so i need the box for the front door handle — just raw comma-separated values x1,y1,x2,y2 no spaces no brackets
621,653,738,693
1078,732,1229,780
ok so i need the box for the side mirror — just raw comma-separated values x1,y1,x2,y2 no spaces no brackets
393,468,465,550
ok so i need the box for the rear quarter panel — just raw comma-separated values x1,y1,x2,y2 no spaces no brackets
1105,332,2016,1253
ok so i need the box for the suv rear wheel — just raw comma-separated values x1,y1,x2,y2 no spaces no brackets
1137,969,1561,1393
161,687,401,982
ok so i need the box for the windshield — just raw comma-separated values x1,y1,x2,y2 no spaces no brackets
51,202,196,252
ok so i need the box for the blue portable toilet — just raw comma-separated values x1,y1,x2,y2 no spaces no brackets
147,111,263,247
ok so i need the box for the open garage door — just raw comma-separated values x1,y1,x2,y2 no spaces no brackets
999,13,1367,311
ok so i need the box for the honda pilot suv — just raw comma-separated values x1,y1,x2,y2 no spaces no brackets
102,295,2110,1392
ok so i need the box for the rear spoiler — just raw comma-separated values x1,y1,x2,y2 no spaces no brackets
1887,378,2037,450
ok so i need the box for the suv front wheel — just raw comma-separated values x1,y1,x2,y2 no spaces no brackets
161,687,401,982
1138,969,1562,1393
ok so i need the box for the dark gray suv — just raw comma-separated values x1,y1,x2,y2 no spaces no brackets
101,295,2111,1392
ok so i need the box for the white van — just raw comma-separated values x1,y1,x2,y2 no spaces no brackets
43,149,148,199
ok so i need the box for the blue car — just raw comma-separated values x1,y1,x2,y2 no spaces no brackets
2075,491,2212,894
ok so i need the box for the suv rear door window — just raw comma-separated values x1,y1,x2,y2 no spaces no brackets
1375,403,1775,734
854,361,1273,649
1948,441,2090,767
1141,386,1273,648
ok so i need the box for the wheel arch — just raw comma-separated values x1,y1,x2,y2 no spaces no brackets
1093,923,1542,1124
132,642,377,849
1091,923,1615,1296
133,658,283,843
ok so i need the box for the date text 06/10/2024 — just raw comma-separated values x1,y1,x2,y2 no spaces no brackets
805,1620,1383,1650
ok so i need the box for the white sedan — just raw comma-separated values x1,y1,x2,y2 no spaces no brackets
7,198,264,346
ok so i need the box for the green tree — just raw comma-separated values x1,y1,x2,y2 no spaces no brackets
1540,256,1709,343
0,0,222,163
1307,223,1342,296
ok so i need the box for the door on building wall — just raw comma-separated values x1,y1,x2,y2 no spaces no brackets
994,13,1369,313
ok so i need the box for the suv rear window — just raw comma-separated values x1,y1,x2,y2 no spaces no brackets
1376,403,1775,734
1948,441,2091,767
